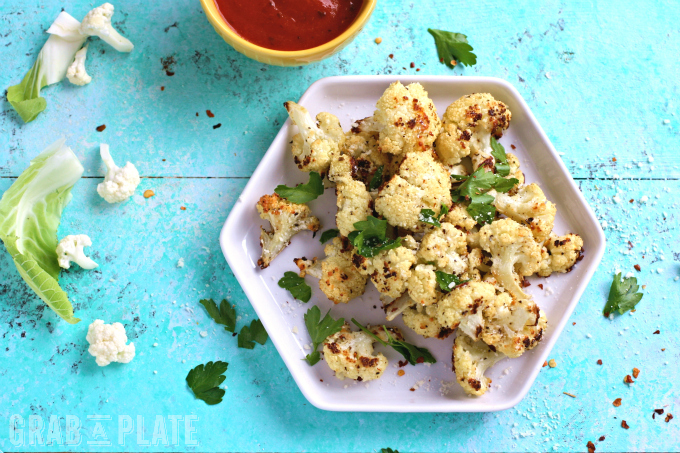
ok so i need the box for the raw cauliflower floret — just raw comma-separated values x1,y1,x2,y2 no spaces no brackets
336,181,372,237
402,303,454,339
436,281,496,330
97,144,141,203
479,293,547,358
256,194,320,269
56,234,98,270
373,81,441,155
285,101,345,175
453,332,506,396
323,323,388,381
375,151,451,230
538,233,584,276
406,264,440,306
435,93,512,167
478,219,542,300
86,319,136,366
493,183,556,243
352,243,417,300
66,45,91,86
80,3,134,52
443,203,477,232
416,223,468,274
317,237,367,304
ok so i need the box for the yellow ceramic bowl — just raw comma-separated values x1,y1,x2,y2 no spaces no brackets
200,0,377,66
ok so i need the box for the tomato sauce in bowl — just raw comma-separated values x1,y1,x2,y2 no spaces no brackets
214,0,364,51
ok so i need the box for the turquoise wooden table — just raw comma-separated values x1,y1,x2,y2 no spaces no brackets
1,0,679,451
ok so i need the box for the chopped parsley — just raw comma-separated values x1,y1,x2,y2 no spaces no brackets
419,204,449,228
435,271,468,292
603,273,643,316
237,319,268,349
369,166,385,191
427,28,477,68
490,137,510,176
304,305,345,365
319,228,340,243
348,215,402,258
351,319,436,365
274,171,324,204
278,271,312,303
199,298,236,332
186,361,228,405
451,167,519,225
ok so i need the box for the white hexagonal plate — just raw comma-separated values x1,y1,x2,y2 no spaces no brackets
220,76,605,412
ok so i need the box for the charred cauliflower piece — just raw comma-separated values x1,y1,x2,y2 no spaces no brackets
453,332,506,396
318,238,368,304
443,203,477,232
323,323,388,381
436,281,496,330
538,233,584,277
493,183,556,243
375,151,452,230
285,101,345,175
416,223,468,274
336,180,373,237
256,194,320,269
406,264,440,306
435,93,512,167
352,243,417,300
402,304,454,339
373,81,441,155
479,293,547,358
478,219,542,300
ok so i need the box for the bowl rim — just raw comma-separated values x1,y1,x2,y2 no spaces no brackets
199,0,377,57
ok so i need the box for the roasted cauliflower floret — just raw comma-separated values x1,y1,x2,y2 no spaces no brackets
336,181,372,237
402,304,454,339
406,264,440,306
256,194,320,269
323,323,388,381
285,101,345,175
464,247,489,281
493,183,556,243
505,153,524,194
453,332,506,396
352,243,417,300
383,294,416,321
319,238,368,304
479,293,546,358
416,223,468,274
293,257,323,279
373,81,441,155
538,233,584,277
443,203,477,232
375,151,452,230
478,219,542,300
436,281,496,330
435,93,512,167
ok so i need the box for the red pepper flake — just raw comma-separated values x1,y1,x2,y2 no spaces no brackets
160,86,165,91
632,367,640,378
542,361,548,367
166,70,174,76
213,123,222,129
597,359,603,365
572,322,576,325
416,68,421,72
410,62,415,68
398,360,408,367
232,332,237,337
416,356,424,364
409,388,415,391
206,110,215,118
599,436,606,442
653,330,660,334
521,280,531,288
665,413,673,423
319,379,323,382
180,206,186,211
587,441,596,453
628,241,633,249
624,374,634,384
538,284,544,289
196,112,199,117
634,264,641,271
613,398,622,407
655,409,664,415
662,348,666,351
388,53,394,59
510,144,516,149
621,420,629,429
96,124,106,132
612,157,617,162
629,199,634,203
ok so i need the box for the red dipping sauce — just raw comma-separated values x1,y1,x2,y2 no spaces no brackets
214,0,364,51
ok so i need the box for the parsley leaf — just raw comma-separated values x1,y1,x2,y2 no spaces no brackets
603,273,644,316
450,167,519,225
237,319,268,349
427,28,477,68
274,171,324,204
490,137,510,177
381,449,400,453
320,228,340,243
278,271,312,302
435,271,469,292
186,361,228,405
348,215,402,258
351,319,436,366
199,299,236,332
369,166,385,191
419,205,449,228
304,305,345,365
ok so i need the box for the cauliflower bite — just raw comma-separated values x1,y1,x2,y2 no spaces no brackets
320,237,368,304
406,264,440,306
375,151,452,230
479,293,547,358
86,319,135,367
435,93,512,167
436,281,496,330
478,219,542,300
416,223,468,274
352,243,417,300
443,203,477,232
285,101,345,175
342,119,401,186
294,257,322,279
56,234,98,270
538,233,584,277
493,183,556,243
323,323,388,381
97,144,140,204
373,82,441,155
453,332,506,396
336,180,372,237
505,153,524,194
402,303,454,339
256,194,320,269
